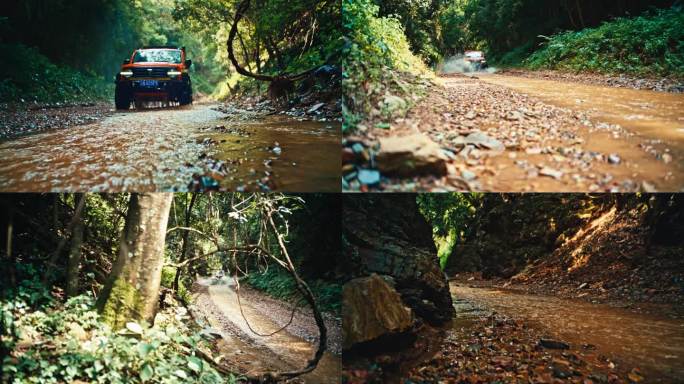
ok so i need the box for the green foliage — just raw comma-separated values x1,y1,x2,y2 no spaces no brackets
1,285,233,384
342,0,429,131
0,43,112,103
417,194,483,269
161,266,191,304
244,268,341,314
524,7,684,77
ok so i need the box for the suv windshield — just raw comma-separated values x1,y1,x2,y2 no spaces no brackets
133,49,182,64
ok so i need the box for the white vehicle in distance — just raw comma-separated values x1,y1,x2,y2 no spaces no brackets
464,50,488,71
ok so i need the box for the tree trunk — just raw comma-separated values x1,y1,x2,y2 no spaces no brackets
96,193,173,328
66,193,85,298
173,193,197,292
5,203,15,288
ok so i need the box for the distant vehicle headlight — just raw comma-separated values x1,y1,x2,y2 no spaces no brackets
120,71,133,77
167,70,182,76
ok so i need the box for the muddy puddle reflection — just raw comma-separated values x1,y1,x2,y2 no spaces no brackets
451,284,684,382
203,115,340,192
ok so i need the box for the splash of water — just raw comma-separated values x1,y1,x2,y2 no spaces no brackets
437,54,497,75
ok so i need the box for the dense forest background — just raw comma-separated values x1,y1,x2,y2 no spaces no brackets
0,0,340,103
0,193,341,383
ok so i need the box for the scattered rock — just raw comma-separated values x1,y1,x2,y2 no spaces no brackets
539,338,570,349
306,102,325,114
608,154,621,164
376,134,448,176
464,131,505,152
539,167,564,180
380,94,407,114
358,169,381,186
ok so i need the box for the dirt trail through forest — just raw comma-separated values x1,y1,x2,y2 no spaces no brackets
0,103,339,192
451,284,684,382
192,277,340,383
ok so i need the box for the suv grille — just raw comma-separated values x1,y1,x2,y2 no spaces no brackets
131,67,170,78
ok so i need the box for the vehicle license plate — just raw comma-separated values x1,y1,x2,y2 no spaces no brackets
139,80,158,88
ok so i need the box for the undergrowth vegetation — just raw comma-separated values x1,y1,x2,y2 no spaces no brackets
1,275,238,384
342,0,431,132
0,44,112,104
524,7,684,77
244,268,341,314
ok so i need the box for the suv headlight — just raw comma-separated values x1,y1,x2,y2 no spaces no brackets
168,70,182,76
120,70,133,77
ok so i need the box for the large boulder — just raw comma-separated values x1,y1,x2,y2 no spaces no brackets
376,134,449,177
342,274,413,349
343,194,454,329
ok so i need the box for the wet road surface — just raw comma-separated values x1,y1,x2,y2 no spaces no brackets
193,277,340,383
443,74,684,191
451,284,684,382
0,103,340,192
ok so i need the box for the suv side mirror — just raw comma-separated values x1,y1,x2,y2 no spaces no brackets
185,59,192,68
123,59,130,64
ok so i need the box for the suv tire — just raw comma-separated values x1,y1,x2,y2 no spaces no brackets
179,85,193,106
115,88,130,110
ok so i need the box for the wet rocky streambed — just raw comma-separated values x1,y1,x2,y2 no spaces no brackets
0,102,340,192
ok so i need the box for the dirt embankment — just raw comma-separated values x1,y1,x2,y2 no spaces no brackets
448,197,684,316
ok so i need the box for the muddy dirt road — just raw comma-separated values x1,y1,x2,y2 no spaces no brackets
451,284,684,382
371,73,684,192
0,103,340,192
192,277,340,383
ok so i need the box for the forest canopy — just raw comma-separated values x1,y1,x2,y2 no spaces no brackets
0,0,341,102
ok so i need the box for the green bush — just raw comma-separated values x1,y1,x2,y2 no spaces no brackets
342,0,429,132
244,268,341,314
0,43,113,104
1,282,238,384
524,7,684,77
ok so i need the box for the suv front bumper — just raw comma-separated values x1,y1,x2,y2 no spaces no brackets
116,76,190,100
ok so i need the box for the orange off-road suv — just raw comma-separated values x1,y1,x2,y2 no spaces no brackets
115,46,193,110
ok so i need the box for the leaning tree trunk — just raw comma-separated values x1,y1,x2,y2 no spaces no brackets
226,0,318,99
96,193,173,328
66,193,85,298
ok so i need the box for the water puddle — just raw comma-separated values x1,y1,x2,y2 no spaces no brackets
203,115,340,192
480,74,684,176
451,284,684,381
480,74,684,143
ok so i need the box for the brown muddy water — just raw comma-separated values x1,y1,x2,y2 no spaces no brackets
480,74,684,183
451,284,684,382
0,103,339,192
196,277,340,383
203,115,340,192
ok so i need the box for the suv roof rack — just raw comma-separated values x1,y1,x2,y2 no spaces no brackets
141,46,179,49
